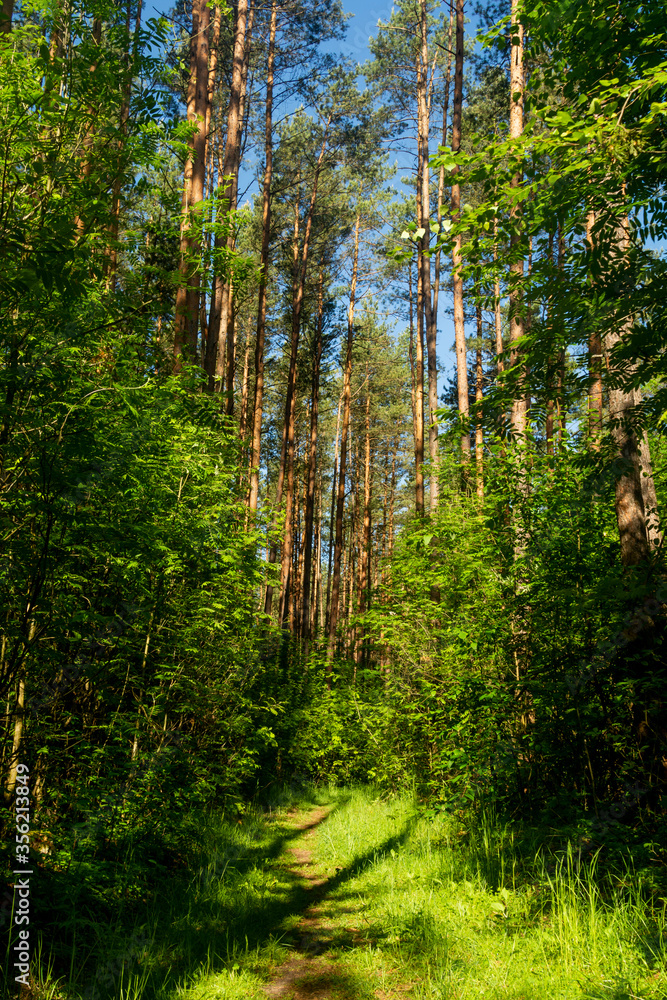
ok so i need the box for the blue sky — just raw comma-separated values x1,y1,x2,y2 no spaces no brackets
337,0,395,62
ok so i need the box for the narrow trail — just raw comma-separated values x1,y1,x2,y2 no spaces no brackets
262,806,392,1000
262,806,343,999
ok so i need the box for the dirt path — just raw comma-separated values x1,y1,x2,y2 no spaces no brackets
262,806,356,1000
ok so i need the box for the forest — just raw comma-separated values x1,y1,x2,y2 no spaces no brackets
0,0,666,997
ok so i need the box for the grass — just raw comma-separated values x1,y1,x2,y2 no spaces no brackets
7,786,667,1000
310,790,667,999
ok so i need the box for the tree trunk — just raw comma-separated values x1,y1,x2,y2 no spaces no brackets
238,327,251,439
587,210,603,445
327,214,361,668
301,267,325,642
408,261,425,516
609,372,650,566
509,0,526,439
493,217,503,373
389,436,397,561
313,474,323,636
417,0,439,509
222,3,255,411
1,0,13,31
556,227,567,451
204,0,250,388
293,459,307,631
278,127,330,628
358,374,372,667
248,0,276,514
174,0,210,369
433,5,454,326
606,216,654,566
263,190,300,619
637,423,662,552
325,392,343,636
475,303,484,499
107,0,143,291
451,0,470,459
205,2,222,161
4,676,25,799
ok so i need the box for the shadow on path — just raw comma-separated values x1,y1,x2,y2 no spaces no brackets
132,800,417,1000
258,807,418,999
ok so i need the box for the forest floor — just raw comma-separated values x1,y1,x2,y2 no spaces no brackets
28,787,667,1000
177,788,667,1000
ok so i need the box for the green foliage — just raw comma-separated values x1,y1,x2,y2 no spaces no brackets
0,1,278,973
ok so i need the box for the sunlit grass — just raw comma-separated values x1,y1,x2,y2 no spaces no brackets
17,785,667,1000
312,789,667,999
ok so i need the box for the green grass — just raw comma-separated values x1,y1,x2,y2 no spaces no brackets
311,790,667,999
12,786,667,1000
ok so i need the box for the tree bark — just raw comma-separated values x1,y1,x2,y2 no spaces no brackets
205,0,250,388
509,0,526,439
263,196,300,619
174,0,210,369
315,477,324,634
609,368,650,566
1,0,13,32
475,303,484,499
433,5,453,328
493,217,503,373
606,217,652,566
222,3,255,411
637,422,662,552
417,0,439,509
327,214,360,668
205,2,222,161
451,0,470,459
301,266,325,642
107,0,143,291
4,676,25,799
586,210,603,445
408,261,425,516
359,373,373,644
238,327,251,440
248,0,277,514
325,392,343,637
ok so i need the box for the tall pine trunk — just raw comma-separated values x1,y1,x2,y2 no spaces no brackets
222,5,254,411
277,128,330,628
325,392,343,637
107,0,143,291
301,267,325,643
451,0,470,459
173,0,210,368
433,6,453,326
417,0,439,510
607,218,658,564
263,196,300,619
357,375,372,667
493,217,503,373
408,260,425,516
586,210,603,445
509,0,526,439
204,0,250,389
475,304,484,499
248,0,276,514
327,214,360,667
